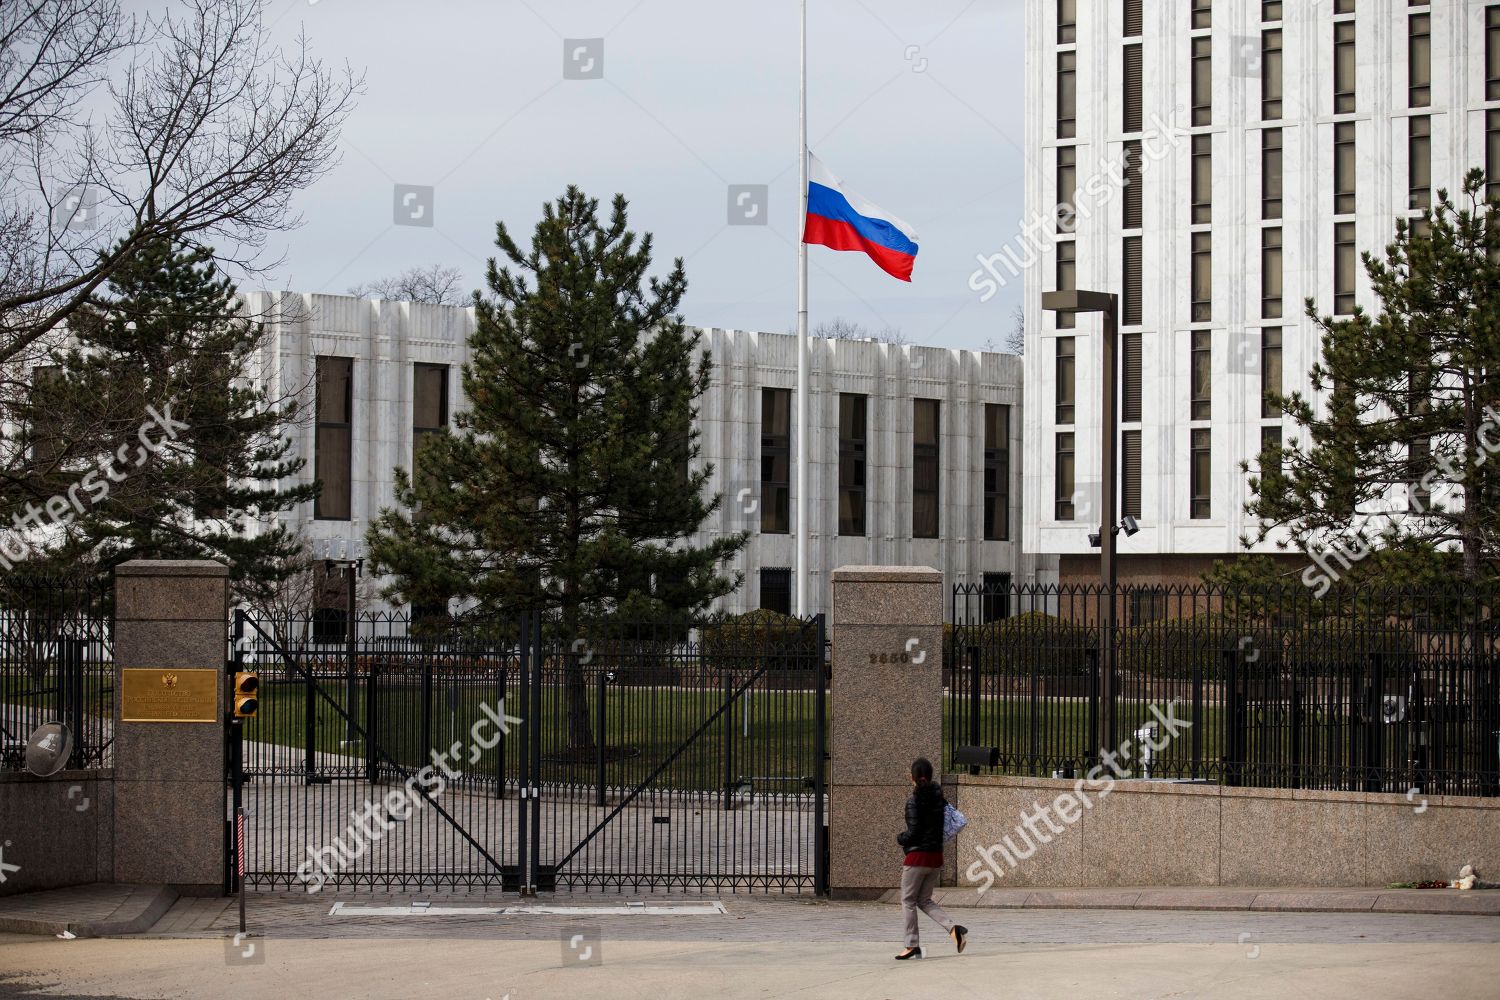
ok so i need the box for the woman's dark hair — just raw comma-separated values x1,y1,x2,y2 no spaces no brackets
911,757,934,785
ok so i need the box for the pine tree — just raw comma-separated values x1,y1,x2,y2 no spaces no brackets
16,238,314,598
1237,169,1500,590
367,188,747,748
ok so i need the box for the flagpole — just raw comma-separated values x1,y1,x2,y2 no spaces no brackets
795,0,809,618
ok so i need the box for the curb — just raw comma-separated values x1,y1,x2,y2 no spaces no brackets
0,885,178,938
875,887,1500,917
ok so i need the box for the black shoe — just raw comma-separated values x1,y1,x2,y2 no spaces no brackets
895,946,923,960
951,925,968,953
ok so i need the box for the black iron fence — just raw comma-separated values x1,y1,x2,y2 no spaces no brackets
0,575,114,771
946,583,1500,797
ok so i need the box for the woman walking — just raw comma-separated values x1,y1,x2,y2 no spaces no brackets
895,757,967,960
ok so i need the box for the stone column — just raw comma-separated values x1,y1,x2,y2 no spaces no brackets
112,560,228,894
829,565,943,898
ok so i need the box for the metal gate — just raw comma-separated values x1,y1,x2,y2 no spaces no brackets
230,609,828,894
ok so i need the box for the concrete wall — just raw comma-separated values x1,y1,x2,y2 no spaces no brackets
0,770,113,897
949,774,1500,889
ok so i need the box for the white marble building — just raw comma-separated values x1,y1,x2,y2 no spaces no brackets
1020,0,1499,582
243,291,1052,617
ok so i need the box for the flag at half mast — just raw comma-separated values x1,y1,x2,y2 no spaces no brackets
802,153,921,282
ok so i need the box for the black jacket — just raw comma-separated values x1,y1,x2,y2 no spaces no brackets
897,782,946,854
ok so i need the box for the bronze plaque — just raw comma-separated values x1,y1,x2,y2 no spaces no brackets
120,668,220,723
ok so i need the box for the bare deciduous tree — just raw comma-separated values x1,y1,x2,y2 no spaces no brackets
348,264,467,306
812,317,908,345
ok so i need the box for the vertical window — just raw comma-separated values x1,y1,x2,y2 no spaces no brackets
1263,1,1281,21
1056,240,1076,329
1334,122,1357,215
314,356,353,521
1124,0,1142,38
1190,331,1212,421
983,404,1010,542
1191,134,1212,224
1334,0,1355,13
1058,0,1076,44
1058,51,1077,139
1123,236,1143,326
1192,0,1211,31
1055,432,1076,520
1190,428,1212,519
1122,430,1142,520
759,568,791,616
1124,44,1143,134
1057,144,1077,233
1123,141,1143,229
912,398,940,539
1489,110,1500,205
760,388,791,534
1409,115,1432,211
1260,427,1283,481
838,393,866,537
412,362,448,463
1334,21,1356,114
1056,337,1076,424
1262,228,1283,320
1191,232,1212,322
1409,407,1431,512
1335,222,1358,315
981,573,1012,624
1488,6,1500,102
1408,12,1431,108
1261,328,1283,418
1263,128,1283,219
1192,37,1212,127
1122,333,1142,423
1262,29,1283,120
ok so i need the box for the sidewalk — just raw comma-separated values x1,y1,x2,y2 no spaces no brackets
876,885,1500,916
0,883,176,937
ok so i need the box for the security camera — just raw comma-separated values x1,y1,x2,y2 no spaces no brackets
1088,531,1102,548
1120,515,1140,537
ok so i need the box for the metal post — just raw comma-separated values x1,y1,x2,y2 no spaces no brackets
795,0,809,617
236,803,246,934
968,644,981,776
516,613,531,895
812,614,828,896
528,611,543,894
344,564,357,743
1100,296,1120,757
595,671,607,808
722,670,734,811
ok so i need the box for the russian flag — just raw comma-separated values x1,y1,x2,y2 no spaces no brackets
803,154,920,282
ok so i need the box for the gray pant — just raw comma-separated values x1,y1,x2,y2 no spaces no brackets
901,864,955,948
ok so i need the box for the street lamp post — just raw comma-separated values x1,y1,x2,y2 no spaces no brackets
1042,289,1121,757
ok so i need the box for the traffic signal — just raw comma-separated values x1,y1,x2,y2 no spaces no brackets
233,671,259,719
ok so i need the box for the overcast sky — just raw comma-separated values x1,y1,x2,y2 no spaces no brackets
254,0,1027,352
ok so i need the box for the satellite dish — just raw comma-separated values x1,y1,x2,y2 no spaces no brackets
25,722,73,777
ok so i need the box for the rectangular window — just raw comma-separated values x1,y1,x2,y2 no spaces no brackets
1489,110,1500,205
1122,429,1142,520
1409,12,1431,108
1057,144,1077,233
1190,428,1212,519
1056,337,1076,425
1058,50,1077,140
315,356,353,521
1191,232,1212,322
1262,227,1283,320
1058,0,1076,44
1262,29,1283,120
912,398,940,539
1334,122,1356,215
1263,128,1283,219
1192,37,1212,127
759,568,791,617
1263,1,1281,21
1124,0,1142,38
1055,432,1076,520
1192,134,1212,225
1123,235,1143,326
1261,426,1283,481
983,404,1010,542
1334,21,1356,114
1122,332,1143,423
1192,0,1211,31
1261,328,1283,419
1334,0,1355,13
981,573,1012,624
1056,240,1076,329
1190,330,1212,421
1123,141,1143,229
760,387,791,534
1409,115,1432,211
1488,6,1500,101
1335,222,1358,315
838,393,867,537
1124,44,1143,134
412,362,448,460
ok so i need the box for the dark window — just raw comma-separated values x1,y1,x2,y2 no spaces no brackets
1055,432,1076,520
1123,141,1143,229
1335,221,1358,315
1261,426,1283,481
1262,29,1283,120
912,398,940,539
1262,128,1283,219
1192,37,1212,127
1122,333,1142,423
1409,12,1431,107
1124,44,1143,133
1058,0,1076,44
1190,428,1212,519
759,568,792,616
1334,21,1356,114
982,573,1012,623
838,393,866,536
1489,6,1500,101
1056,239,1076,329
315,356,353,521
1263,1,1281,21
1122,429,1142,521
1056,337,1076,425
1191,232,1212,322
412,362,448,470
1409,115,1432,211
1262,227,1283,320
1262,328,1283,418
760,388,791,534
1334,122,1357,215
1489,110,1500,205
1124,0,1142,37
1192,134,1212,225
1190,331,1212,421
1057,144,1077,233
984,404,1010,542
1123,235,1143,325
1192,0,1211,30
1335,0,1355,12
1058,51,1077,139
